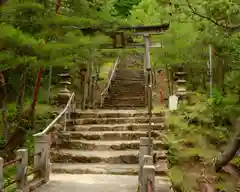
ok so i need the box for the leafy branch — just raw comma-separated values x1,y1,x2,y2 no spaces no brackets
185,0,240,33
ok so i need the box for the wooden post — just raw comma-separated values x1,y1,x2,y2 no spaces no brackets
34,134,51,183
16,149,28,191
0,157,3,192
139,137,153,191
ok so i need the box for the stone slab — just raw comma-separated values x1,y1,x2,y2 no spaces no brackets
51,162,168,176
35,174,138,192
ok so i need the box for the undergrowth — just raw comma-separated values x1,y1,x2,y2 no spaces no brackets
165,94,240,192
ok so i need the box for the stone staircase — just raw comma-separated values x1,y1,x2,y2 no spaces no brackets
103,57,146,109
51,109,171,191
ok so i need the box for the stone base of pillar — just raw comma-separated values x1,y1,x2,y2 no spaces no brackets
139,137,153,191
52,88,71,107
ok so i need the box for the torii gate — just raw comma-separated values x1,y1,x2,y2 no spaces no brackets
78,24,170,106
49,0,170,156
53,0,170,113
77,24,170,155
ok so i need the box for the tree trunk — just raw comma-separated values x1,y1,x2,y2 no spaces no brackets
29,68,43,129
202,69,206,91
82,65,89,110
47,66,52,104
221,59,226,95
0,0,7,6
217,57,222,93
88,60,93,108
91,76,95,108
214,117,240,171
0,72,9,143
16,70,26,119
170,70,174,95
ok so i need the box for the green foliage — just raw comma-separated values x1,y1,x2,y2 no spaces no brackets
114,0,141,17
169,166,198,192
165,100,238,191
208,89,240,126
0,0,123,73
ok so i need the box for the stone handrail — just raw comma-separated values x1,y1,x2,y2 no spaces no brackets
100,57,120,108
0,92,76,191
34,92,76,136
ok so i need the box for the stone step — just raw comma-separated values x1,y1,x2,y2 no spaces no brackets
104,96,145,101
101,107,146,111
51,149,166,164
70,110,165,119
110,84,144,88
103,103,146,107
108,92,145,97
108,89,145,93
108,91,145,98
103,101,145,106
111,81,145,86
112,84,144,88
115,70,144,76
116,68,144,72
51,162,168,176
155,176,172,192
59,140,166,150
113,72,144,77
68,123,165,132
114,77,145,82
109,86,145,91
102,104,146,109
104,99,145,104
115,73,144,76
71,116,165,125
110,86,144,90
62,131,163,141
111,78,145,85
114,76,144,81
36,174,171,192
104,98,145,103
114,77,144,81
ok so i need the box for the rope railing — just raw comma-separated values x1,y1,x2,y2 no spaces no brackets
0,149,43,191
100,57,120,108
